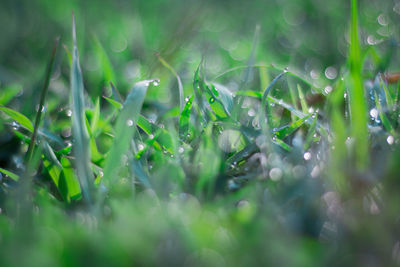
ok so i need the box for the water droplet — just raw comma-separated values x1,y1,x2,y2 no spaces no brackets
138,144,145,151
269,168,283,181
370,108,379,119
283,67,289,73
170,154,174,158
324,86,333,94
126,119,134,127
66,109,72,117
209,97,215,103
377,14,389,26
11,121,20,130
36,105,47,112
99,171,104,177
367,35,377,45
324,66,337,80
178,147,185,153
185,97,190,102
247,109,256,117
152,79,160,86
310,69,319,80
344,92,347,98
149,134,155,139
387,135,394,145
303,152,312,161
270,102,275,107
308,107,314,113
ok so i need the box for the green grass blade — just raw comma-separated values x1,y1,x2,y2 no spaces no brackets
156,53,184,112
102,79,155,187
0,83,23,105
179,95,193,140
274,113,313,139
26,37,59,163
0,167,19,181
0,106,34,132
71,15,94,204
349,0,368,169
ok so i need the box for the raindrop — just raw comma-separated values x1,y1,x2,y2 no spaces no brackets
377,14,389,26
308,107,314,113
269,168,283,181
66,109,72,117
248,109,256,117
370,108,379,119
149,134,155,139
99,171,104,177
387,135,394,145
324,86,333,94
138,144,145,151
310,69,319,80
178,147,185,153
126,119,134,127
152,79,160,86
11,121,20,130
303,152,312,161
325,66,337,80
170,154,174,158
367,35,376,45
185,97,190,102
283,67,289,73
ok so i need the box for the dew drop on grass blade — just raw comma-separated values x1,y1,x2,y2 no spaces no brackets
102,79,155,188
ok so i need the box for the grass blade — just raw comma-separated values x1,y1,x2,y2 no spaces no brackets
26,37,59,163
349,0,368,169
71,15,94,204
0,107,34,132
155,53,184,112
102,79,155,187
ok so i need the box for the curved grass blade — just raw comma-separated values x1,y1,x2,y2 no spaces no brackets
0,107,33,132
102,79,155,187
71,15,94,204
155,53,184,112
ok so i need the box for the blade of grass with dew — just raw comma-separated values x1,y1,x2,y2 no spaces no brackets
374,92,395,134
71,15,94,204
273,113,313,139
155,53,184,112
179,95,193,140
26,37,59,163
0,168,19,181
102,79,155,188
0,107,34,132
203,82,233,119
349,0,368,169
304,114,318,150
297,84,309,114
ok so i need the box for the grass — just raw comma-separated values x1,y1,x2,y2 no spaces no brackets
1,0,400,266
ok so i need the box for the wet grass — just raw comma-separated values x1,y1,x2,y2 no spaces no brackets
1,0,400,266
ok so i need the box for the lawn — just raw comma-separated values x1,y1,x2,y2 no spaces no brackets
1,0,400,266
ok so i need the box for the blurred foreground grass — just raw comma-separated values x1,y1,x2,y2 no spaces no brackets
1,0,400,266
